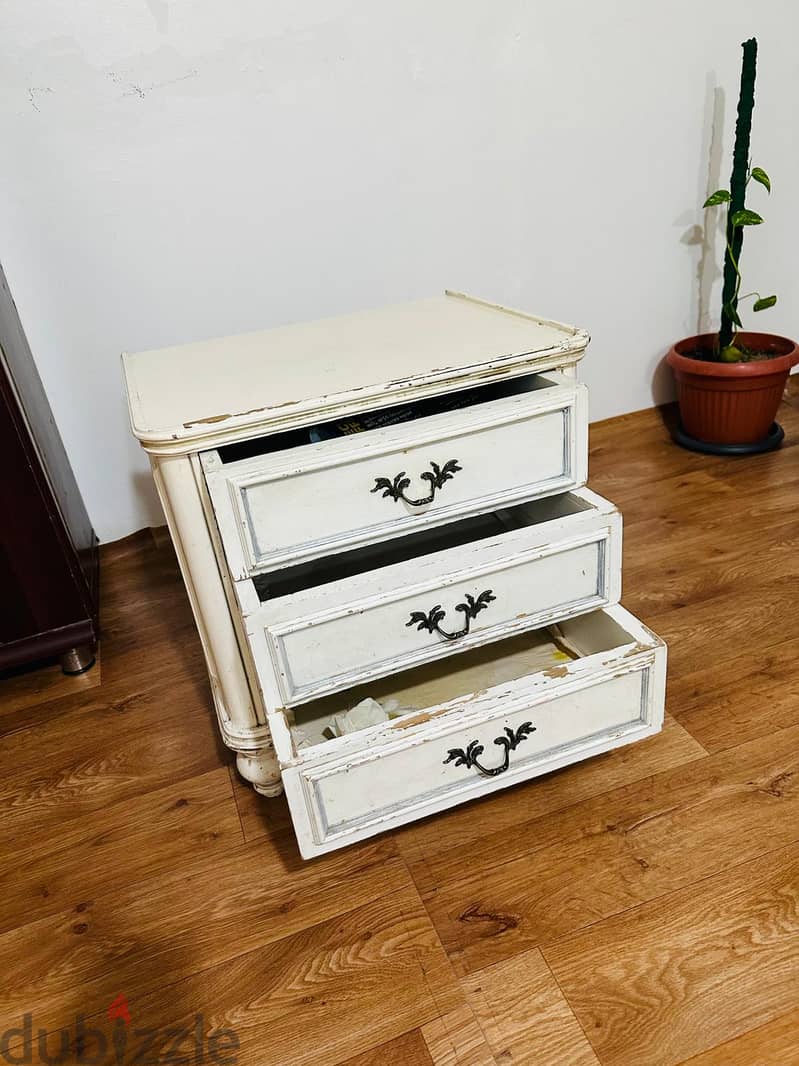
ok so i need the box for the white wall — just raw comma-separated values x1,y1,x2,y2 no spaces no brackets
1,1,796,541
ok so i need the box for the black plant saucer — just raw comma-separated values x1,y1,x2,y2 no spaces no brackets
674,421,784,456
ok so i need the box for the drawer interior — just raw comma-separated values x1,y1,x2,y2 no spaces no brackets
287,607,639,753
253,490,596,601
216,370,562,464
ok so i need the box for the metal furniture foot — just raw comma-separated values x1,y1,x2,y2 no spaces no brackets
60,645,96,675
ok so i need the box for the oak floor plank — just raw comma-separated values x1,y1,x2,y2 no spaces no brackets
616,456,799,522
623,519,799,618
98,529,189,618
645,579,796,679
0,837,410,1036
42,882,461,1066
678,1007,799,1065
668,634,799,753
0,650,102,719
0,675,227,848
342,1029,435,1066
421,1004,496,1065
419,721,799,974
0,529,175,723
544,843,799,1066
587,418,701,492
0,534,204,738
0,766,241,934
228,762,295,844
0,616,204,740
587,382,799,504
462,949,600,1066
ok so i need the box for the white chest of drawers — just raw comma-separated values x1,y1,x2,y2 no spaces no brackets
123,291,666,859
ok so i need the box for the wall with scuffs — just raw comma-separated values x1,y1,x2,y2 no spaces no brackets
1,2,796,540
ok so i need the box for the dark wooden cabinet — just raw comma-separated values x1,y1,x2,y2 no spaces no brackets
0,263,98,674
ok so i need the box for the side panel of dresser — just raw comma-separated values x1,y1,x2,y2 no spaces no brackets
149,452,283,796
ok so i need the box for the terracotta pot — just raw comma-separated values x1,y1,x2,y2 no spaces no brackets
666,331,799,445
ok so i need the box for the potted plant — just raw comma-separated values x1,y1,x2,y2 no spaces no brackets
667,37,799,454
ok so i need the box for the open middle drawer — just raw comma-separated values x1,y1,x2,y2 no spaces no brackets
235,487,622,708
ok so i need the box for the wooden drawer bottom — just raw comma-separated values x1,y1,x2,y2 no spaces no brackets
271,605,666,858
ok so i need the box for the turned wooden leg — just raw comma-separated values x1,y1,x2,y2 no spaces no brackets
236,747,283,797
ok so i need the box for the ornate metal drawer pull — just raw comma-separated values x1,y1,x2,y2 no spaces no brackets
371,459,462,506
406,589,495,641
444,722,536,777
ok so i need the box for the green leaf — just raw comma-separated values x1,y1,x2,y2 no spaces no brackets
751,167,771,193
731,209,764,226
753,294,777,311
703,189,731,207
723,301,743,327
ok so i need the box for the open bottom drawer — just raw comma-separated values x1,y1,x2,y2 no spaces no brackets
268,604,666,858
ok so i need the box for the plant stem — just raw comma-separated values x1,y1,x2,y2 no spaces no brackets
725,237,743,346
720,37,757,350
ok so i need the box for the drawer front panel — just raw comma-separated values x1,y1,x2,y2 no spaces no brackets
245,489,621,707
203,381,587,578
283,636,665,857
250,531,618,707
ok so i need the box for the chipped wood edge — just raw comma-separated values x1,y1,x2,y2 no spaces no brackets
123,345,589,455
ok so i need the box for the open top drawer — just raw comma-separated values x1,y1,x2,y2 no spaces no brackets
267,604,666,858
201,370,587,578
237,487,622,708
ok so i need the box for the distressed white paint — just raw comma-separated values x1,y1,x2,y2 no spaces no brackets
123,294,666,856
149,451,281,794
122,294,592,800
126,293,588,450
200,364,588,576
242,487,622,707
280,604,666,859
2,2,797,540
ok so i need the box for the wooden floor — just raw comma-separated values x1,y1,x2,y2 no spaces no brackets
3,384,799,1065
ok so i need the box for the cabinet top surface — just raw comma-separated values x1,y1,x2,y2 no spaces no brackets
122,291,588,452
